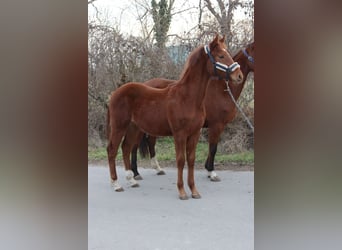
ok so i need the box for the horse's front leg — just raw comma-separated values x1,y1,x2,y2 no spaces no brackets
205,143,220,181
186,132,201,199
205,124,225,182
174,135,187,200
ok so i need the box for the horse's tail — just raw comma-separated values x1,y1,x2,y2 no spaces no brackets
139,133,150,158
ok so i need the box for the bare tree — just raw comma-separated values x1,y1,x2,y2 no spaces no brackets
202,0,253,47
88,15,182,146
88,0,254,151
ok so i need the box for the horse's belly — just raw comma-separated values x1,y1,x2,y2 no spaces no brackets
132,113,172,137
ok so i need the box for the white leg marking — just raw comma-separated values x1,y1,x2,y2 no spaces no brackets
207,171,221,182
111,179,124,191
126,170,139,187
151,157,165,175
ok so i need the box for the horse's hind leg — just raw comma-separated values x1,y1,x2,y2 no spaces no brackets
121,123,140,187
186,132,201,199
131,145,142,180
148,136,165,175
107,129,126,191
131,131,145,180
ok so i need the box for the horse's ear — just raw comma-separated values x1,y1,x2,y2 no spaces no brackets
209,33,220,50
219,35,226,43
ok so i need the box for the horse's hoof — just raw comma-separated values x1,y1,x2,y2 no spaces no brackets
134,175,143,180
179,194,189,200
115,187,124,192
131,183,140,188
208,171,221,182
192,193,201,199
111,180,124,191
156,170,166,175
210,176,221,182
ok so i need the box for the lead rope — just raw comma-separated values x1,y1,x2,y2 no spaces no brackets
225,80,254,133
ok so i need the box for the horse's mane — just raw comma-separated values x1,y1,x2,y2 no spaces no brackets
233,49,244,61
178,39,229,80
178,45,204,79
234,42,253,61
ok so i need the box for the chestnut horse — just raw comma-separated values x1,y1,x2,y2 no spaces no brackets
106,34,243,199
130,42,254,181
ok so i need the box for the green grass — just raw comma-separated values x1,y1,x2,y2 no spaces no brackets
154,137,254,164
88,147,108,161
89,137,253,164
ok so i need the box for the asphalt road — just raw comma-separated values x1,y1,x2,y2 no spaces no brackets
88,165,254,250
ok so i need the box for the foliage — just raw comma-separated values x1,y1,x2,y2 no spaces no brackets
151,0,174,49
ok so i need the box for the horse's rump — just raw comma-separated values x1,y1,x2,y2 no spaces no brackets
109,82,172,136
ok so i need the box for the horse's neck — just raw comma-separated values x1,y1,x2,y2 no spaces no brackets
229,51,253,99
178,58,210,107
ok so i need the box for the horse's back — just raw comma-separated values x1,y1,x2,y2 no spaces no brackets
144,78,175,89
110,82,168,101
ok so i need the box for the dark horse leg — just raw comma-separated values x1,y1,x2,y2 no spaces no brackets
130,131,144,180
132,134,165,178
121,123,141,187
204,124,225,182
131,144,142,180
205,143,218,170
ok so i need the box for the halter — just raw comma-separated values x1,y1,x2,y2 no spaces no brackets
242,48,254,63
204,45,240,81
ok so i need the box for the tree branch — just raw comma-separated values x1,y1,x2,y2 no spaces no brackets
203,0,222,21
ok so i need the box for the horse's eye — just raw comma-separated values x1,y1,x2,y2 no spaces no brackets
218,55,224,59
